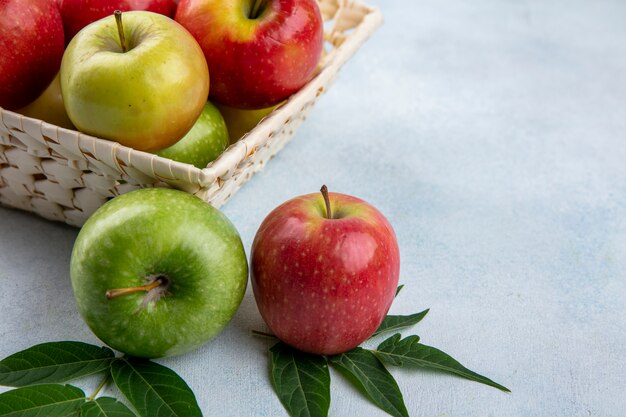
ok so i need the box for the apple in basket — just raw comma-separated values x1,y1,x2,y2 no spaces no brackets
251,186,401,355
216,102,277,144
17,73,75,129
0,0,65,110
60,11,209,152
70,188,248,358
60,0,177,43
175,0,324,109
156,101,230,168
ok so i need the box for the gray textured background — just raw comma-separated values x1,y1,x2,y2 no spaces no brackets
1,0,626,415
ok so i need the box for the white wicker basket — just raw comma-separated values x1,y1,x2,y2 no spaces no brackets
0,0,383,227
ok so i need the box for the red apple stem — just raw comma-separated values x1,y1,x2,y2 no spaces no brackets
114,10,128,53
106,277,165,300
249,0,267,19
320,184,332,219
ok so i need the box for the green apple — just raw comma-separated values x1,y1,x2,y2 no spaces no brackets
60,11,210,151
70,188,248,358
156,101,229,168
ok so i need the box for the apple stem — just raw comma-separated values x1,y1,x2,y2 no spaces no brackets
105,276,165,300
249,0,267,19
114,10,128,53
320,184,332,219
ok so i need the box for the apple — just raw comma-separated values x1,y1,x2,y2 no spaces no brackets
0,0,65,110
70,188,248,358
60,0,177,43
156,101,229,168
17,73,75,129
175,0,323,109
251,186,400,355
216,102,277,144
60,11,210,152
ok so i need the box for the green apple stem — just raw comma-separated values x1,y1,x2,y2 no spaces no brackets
114,10,128,53
320,184,332,219
249,0,267,19
105,276,166,300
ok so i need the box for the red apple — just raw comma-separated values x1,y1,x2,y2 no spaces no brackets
60,0,177,43
175,0,323,109
251,186,400,355
0,0,65,110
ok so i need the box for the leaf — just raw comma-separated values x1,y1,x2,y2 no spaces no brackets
269,342,330,417
371,309,429,338
110,357,201,417
0,341,115,387
0,384,85,417
395,285,404,297
329,348,408,417
375,334,510,392
80,397,137,417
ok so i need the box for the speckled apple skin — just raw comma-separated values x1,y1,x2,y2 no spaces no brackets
0,0,65,110
70,188,248,358
175,0,323,109
251,192,400,355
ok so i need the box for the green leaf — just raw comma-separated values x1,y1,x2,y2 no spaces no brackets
371,309,429,338
0,341,115,387
395,285,404,297
269,342,330,417
329,348,408,417
0,384,85,417
375,334,510,392
80,397,136,417
110,357,201,417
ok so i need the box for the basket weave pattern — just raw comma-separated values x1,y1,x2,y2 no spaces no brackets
0,0,382,227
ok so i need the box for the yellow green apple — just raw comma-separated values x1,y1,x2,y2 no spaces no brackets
216,103,276,144
17,73,74,129
60,11,210,151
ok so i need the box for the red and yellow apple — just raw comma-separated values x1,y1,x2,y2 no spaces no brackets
175,0,323,109
251,186,401,355
0,0,65,110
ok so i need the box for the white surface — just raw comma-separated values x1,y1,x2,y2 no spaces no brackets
2,1,626,416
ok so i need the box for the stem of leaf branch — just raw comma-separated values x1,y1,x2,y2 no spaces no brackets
88,374,110,401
